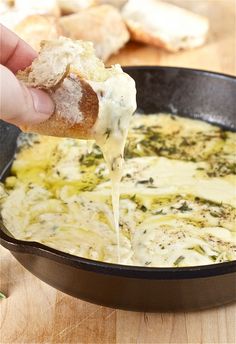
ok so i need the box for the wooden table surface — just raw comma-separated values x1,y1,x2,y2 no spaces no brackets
1,1,236,343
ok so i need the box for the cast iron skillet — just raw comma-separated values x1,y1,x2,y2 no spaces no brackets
0,67,236,312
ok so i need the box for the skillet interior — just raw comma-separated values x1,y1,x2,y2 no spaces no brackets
0,66,236,311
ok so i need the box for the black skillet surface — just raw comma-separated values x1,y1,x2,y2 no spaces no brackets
0,67,236,311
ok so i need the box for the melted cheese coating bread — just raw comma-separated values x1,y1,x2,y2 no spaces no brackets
1,114,236,267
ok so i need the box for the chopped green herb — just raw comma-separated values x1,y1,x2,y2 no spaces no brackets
137,177,154,185
154,209,165,215
174,256,185,266
210,211,220,218
0,291,6,299
130,194,136,202
219,130,227,140
192,245,205,255
145,261,151,265
134,125,145,130
140,205,147,212
178,201,192,212
105,128,112,140
137,179,150,184
118,118,121,131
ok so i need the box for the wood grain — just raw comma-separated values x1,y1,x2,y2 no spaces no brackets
1,1,236,343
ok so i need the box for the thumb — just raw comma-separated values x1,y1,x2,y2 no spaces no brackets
0,65,54,127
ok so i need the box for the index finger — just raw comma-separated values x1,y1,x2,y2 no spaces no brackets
0,24,37,73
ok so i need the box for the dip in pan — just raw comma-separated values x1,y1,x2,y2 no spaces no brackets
1,67,236,311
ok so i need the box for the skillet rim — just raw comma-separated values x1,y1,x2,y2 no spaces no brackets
0,66,236,280
123,65,236,80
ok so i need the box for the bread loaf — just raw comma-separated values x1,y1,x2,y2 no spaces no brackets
14,15,61,51
57,0,96,15
59,5,130,61
14,0,60,17
122,0,209,52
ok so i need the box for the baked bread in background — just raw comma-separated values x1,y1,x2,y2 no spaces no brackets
0,0,61,49
122,0,209,52
59,5,130,61
9,0,60,16
14,15,61,51
0,0,210,62
57,0,95,15
96,0,127,9
0,9,30,29
57,0,127,15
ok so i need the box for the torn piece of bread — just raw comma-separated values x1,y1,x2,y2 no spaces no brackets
17,37,136,140
57,0,96,15
59,5,130,61
122,0,209,52
14,15,61,51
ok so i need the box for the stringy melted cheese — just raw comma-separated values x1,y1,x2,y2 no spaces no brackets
91,72,136,262
0,114,236,267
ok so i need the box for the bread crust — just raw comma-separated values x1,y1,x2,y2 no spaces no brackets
19,73,99,139
126,24,167,50
17,37,134,140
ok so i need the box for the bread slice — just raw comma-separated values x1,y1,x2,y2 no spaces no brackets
59,5,130,61
14,15,61,51
57,0,96,15
122,0,209,52
17,37,136,140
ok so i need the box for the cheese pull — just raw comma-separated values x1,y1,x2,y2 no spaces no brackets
17,37,137,263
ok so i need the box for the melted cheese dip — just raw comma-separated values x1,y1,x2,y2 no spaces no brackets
1,114,236,267
91,72,136,262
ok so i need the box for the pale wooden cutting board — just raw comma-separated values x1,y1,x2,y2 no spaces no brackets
1,1,236,343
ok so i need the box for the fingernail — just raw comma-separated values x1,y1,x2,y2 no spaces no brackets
29,88,55,116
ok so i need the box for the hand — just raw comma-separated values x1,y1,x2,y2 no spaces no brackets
0,25,54,127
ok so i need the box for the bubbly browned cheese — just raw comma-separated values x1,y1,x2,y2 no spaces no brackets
0,114,235,266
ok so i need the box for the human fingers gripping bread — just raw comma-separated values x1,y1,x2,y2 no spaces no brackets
17,37,136,140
